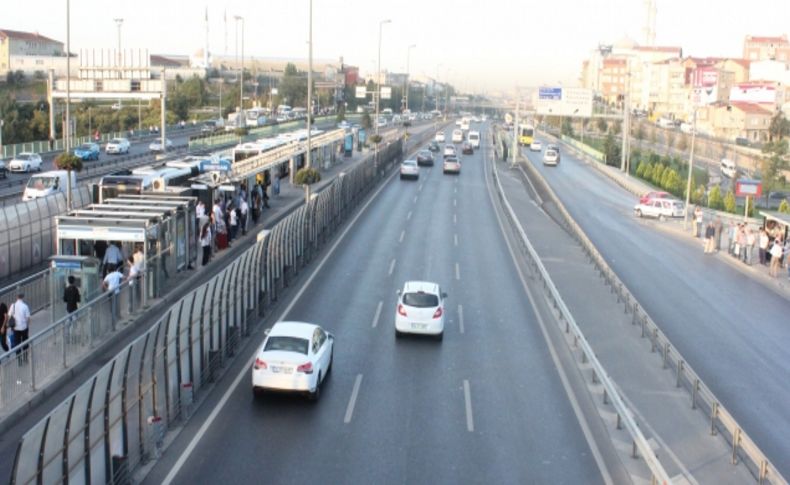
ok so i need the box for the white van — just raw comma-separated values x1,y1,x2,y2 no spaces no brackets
468,131,481,149
657,117,675,129
720,158,737,178
452,129,464,143
22,170,78,201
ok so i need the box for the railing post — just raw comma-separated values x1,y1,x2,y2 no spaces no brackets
62,320,68,368
29,343,36,391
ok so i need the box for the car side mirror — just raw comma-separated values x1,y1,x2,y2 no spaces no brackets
264,327,271,336
396,289,401,295
441,292,448,299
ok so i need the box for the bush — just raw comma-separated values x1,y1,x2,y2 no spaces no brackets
779,199,790,214
369,134,383,144
234,127,249,137
54,153,83,172
294,167,321,185
724,191,737,213
707,186,723,210
636,161,649,178
664,169,683,196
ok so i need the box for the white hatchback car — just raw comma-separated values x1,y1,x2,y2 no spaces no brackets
543,149,559,166
400,159,419,180
443,144,457,158
529,140,543,152
452,129,464,143
252,321,334,400
435,132,446,143
634,198,685,221
9,153,43,173
395,281,447,340
105,137,130,154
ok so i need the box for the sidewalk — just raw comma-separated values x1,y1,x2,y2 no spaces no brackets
544,130,790,301
493,154,755,484
0,121,438,479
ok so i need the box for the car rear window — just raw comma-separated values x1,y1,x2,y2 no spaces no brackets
402,160,417,166
264,336,309,354
403,292,439,307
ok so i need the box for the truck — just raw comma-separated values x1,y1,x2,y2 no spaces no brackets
22,170,78,201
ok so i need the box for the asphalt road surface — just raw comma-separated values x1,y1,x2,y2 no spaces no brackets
143,125,606,485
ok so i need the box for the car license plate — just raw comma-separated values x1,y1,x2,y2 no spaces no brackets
270,365,292,374
411,323,428,330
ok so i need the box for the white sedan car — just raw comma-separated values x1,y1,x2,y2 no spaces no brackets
529,140,543,152
252,322,334,400
634,198,685,221
543,149,559,166
443,144,457,158
395,281,446,340
148,138,173,152
105,137,130,154
400,159,419,180
435,132,446,143
9,153,43,173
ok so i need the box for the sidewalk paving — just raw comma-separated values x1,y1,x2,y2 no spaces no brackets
492,153,755,484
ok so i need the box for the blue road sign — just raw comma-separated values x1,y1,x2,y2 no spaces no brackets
538,87,563,101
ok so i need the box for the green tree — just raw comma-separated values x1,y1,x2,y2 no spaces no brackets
561,117,575,138
760,139,789,196
361,112,372,130
596,117,608,133
54,153,83,206
724,191,737,213
768,111,790,141
664,169,683,196
707,185,723,210
778,199,790,213
660,167,672,189
279,63,308,108
602,132,621,166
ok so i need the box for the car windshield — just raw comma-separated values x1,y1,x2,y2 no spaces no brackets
403,292,439,308
17,154,32,160
546,150,557,156
111,139,124,144
419,151,430,157
26,177,56,189
402,160,417,167
264,336,309,355
78,144,92,150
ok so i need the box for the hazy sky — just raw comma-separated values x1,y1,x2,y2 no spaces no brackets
4,0,790,92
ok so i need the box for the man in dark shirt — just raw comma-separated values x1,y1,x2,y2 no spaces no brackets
63,276,81,314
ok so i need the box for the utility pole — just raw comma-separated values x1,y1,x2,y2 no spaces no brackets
621,57,631,173
512,96,519,167
306,0,313,170
235,16,245,127
376,19,391,135
683,108,698,231
114,18,123,110
405,44,415,112
65,0,72,208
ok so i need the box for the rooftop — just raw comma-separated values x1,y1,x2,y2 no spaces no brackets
730,101,774,115
0,28,62,45
745,35,789,44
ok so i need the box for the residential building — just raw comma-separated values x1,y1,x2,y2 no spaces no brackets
743,35,790,62
649,58,687,119
0,28,66,76
699,102,773,142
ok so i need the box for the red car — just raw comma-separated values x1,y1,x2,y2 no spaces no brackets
639,191,669,204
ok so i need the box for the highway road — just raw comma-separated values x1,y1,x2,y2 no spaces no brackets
142,125,609,484
522,136,790,475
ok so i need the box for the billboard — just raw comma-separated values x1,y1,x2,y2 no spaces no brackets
381,86,392,100
535,87,593,116
736,179,762,198
355,86,367,99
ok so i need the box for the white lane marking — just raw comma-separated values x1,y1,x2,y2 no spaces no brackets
407,211,413,221
419,184,423,192
455,262,461,280
454,234,458,246
454,187,457,194
453,214,457,224
458,304,465,334
463,380,474,432
399,230,405,243
483,150,614,485
160,164,402,485
344,374,364,424
371,300,383,328
388,258,397,275
454,199,457,207
413,195,418,203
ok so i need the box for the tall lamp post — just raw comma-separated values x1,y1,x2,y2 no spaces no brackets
114,18,124,111
376,19,391,135
234,15,245,127
683,107,699,231
306,0,313,170
404,44,416,112
65,0,73,208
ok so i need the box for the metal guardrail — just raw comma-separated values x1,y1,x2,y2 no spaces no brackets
488,138,673,485
0,269,50,316
8,137,406,485
508,127,787,485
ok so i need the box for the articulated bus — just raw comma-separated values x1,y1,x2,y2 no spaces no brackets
98,163,202,202
518,124,535,146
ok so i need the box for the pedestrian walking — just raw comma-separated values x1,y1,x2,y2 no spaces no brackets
126,256,142,308
727,221,737,255
0,301,9,352
102,241,124,276
8,294,31,361
693,206,703,238
759,228,769,265
228,203,238,241
102,266,123,319
63,275,81,314
713,217,723,251
704,223,715,254
745,227,756,265
240,197,249,236
273,172,280,196
133,245,145,273
769,237,784,277
200,221,212,266
263,185,270,208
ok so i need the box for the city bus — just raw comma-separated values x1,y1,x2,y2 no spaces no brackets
518,124,535,146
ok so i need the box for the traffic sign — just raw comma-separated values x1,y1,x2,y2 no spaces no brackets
535,87,593,117
538,87,562,100
355,86,367,99
736,179,762,197
381,86,392,100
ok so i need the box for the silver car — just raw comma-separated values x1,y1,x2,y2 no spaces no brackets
400,159,419,180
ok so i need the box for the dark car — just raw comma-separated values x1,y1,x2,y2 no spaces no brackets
428,141,440,152
416,150,434,166
461,142,473,155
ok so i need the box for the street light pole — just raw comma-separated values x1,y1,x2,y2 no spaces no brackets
65,0,72,208
405,44,415,112
512,95,519,167
376,19,391,136
114,18,123,109
683,108,698,230
306,0,313,171
0,120,4,158
234,16,245,128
